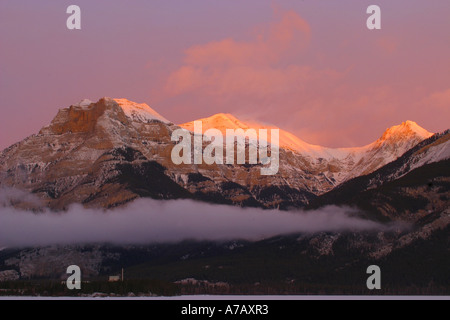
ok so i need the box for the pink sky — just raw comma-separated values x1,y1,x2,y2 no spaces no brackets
1,0,449,149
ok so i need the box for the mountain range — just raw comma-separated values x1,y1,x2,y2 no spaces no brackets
0,97,448,294
0,97,445,210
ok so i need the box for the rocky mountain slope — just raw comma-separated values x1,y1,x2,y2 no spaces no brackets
305,131,450,263
309,131,450,220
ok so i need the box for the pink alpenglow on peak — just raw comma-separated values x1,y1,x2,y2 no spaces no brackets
179,113,332,158
378,120,433,142
180,114,433,154
172,117,280,175
178,111,435,182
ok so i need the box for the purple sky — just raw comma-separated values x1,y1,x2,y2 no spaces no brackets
1,0,449,149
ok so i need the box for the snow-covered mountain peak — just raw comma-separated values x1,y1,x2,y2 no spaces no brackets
180,113,251,133
113,98,171,124
181,113,365,162
180,113,314,150
378,120,433,144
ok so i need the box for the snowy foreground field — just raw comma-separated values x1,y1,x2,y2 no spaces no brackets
0,295,448,300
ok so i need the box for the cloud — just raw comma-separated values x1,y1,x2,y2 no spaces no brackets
0,198,389,248
153,8,448,149
160,9,361,147
164,10,318,98
183,10,310,67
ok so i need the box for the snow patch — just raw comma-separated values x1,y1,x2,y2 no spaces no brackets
72,99,93,109
410,139,450,171
114,98,171,124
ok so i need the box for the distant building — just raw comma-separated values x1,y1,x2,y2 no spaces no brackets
108,276,120,282
108,268,124,282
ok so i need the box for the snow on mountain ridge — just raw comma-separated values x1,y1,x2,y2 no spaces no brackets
179,114,433,159
63,99,431,160
409,133,450,171
179,112,435,184
113,98,171,124
73,99,93,108
179,113,340,159
35,97,434,186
